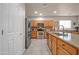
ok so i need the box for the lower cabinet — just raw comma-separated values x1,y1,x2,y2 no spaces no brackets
56,45,70,55
44,32,47,39
47,34,52,51
78,49,79,54
47,32,78,55
51,36,57,55
32,31,37,39
57,39,78,55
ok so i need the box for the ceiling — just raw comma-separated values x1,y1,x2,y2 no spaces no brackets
25,3,79,17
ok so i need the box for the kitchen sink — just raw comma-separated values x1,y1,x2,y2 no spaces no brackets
53,32,68,36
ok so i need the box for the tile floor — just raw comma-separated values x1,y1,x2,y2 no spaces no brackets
23,39,52,55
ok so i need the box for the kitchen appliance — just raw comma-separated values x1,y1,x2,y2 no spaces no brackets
25,18,31,49
37,31,44,39
37,23,44,39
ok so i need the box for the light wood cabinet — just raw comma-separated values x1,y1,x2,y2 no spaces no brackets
44,20,54,28
44,32,47,39
51,36,57,55
56,46,70,55
48,20,54,27
48,34,52,51
78,49,79,54
32,20,37,27
32,20,55,28
44,20,49,27
57,39,78,55
32,31,37,39
47,32,78,55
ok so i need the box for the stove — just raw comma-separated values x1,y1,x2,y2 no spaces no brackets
37,31,44,39
37,23,44,39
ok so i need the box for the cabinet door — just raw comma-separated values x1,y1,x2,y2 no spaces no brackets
44,20,49,27
48,21,52,27
44,32,47,39
51,36,57,55
78,49,79,55
57,46,70,55
48,34,52,50
0,4,3,54
32,20,37,27
32,31,37,39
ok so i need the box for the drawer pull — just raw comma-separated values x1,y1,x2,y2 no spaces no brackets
57,47,59,49
62,44,65,46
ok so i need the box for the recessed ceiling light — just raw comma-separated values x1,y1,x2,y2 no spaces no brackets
53,11,57,13
34,11,38,14
39,13,43,16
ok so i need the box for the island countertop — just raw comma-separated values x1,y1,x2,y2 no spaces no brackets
47,31,79,48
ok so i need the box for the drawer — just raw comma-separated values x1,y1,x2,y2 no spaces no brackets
57,39,78,55
62,42,78,55
57,45,70,55
57,39,63,47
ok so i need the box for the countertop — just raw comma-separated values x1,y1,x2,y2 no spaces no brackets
47,31,79,48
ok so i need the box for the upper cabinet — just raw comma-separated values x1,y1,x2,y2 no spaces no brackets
44,20,49,27
48,20,54,28
32,19,55,28
44,20,54,28
32,20,37,27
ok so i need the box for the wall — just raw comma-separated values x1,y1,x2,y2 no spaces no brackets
0,3,25,55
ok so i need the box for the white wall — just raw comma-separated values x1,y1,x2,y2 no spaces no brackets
0,3,25,55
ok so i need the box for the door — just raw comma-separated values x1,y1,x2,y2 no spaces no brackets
0,4,9,54
1,4,25,55
0,4,3,54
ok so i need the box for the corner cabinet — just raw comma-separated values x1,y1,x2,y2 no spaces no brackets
46,32,78,55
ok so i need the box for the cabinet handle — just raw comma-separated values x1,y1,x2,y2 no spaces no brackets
62,44,65,46
1,29,3,36
56,47,59,49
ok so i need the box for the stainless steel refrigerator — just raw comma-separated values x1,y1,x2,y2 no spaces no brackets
25,18,31,49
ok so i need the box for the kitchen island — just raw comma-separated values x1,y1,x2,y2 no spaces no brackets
46,31,79,55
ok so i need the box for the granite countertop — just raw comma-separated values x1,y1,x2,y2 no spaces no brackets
48,31,79,48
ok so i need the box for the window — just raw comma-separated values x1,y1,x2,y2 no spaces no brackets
59,20,71,29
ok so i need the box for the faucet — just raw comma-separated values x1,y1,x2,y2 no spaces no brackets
58,25,64,34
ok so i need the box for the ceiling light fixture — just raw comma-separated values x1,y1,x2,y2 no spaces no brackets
34,11,38,14
53,11,57,13
39,13,43,16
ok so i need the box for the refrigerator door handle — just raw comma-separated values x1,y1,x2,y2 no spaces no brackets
1,29,3,36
